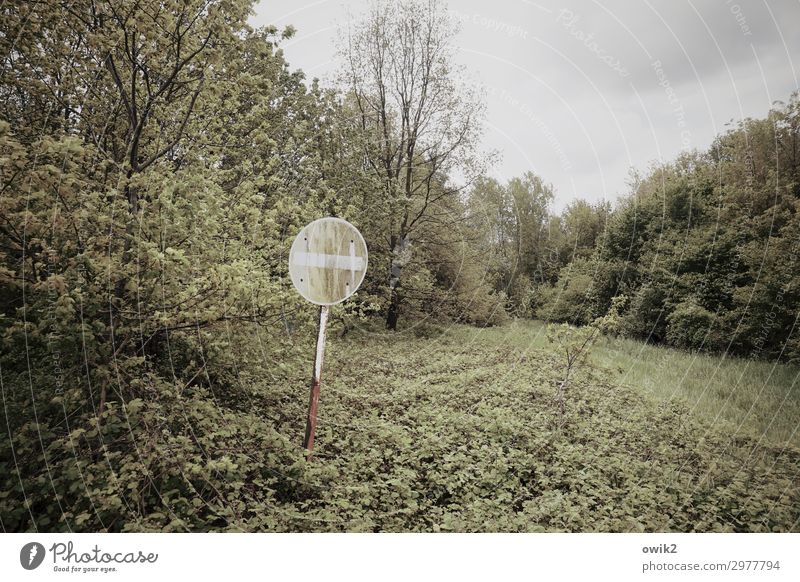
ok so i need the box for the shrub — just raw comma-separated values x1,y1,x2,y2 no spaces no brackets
537,261,596,325
620,285,668,342
592,294,628,337
666,299,715,350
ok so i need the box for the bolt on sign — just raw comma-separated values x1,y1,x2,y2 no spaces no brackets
288,217,368,453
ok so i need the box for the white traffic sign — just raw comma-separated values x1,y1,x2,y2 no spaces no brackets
289,217,368,305
287,217,368,454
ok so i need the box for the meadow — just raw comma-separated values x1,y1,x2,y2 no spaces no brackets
258,318,800,532
500,320,800,448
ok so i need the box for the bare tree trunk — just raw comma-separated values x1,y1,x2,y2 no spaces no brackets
386,235,410,330
386,286,401,330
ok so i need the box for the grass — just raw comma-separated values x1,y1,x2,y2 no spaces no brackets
442,319,800,448
593,332,800,449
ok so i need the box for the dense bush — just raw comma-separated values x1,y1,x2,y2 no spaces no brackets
0,0,328,532
619,285,669,343
536,259,597,325
665,299,716,350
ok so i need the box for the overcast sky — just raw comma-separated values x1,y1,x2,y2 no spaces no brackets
251,0,800,210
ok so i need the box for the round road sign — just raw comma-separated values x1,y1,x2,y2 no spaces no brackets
288,217,368,305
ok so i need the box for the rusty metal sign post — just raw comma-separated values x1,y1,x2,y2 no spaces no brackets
288,218,368,454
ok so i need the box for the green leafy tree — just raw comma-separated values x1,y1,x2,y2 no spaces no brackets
540,93,800,361
0,0,335,531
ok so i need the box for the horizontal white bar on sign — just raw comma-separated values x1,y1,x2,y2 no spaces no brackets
291,252,365,271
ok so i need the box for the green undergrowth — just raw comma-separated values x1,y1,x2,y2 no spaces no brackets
268,321,799,532
477,320,800,448
4,320,798,532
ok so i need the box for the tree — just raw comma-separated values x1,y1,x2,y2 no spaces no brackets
507,172,553,286
466,173,554,314
337,0,487,330
560,199,610,261
0,0,338,531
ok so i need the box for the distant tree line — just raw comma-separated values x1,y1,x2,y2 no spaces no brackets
469,96,800,363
